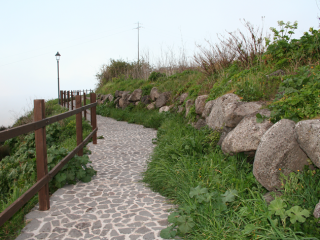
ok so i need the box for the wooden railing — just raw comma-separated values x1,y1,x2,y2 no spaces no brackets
0,93,98,227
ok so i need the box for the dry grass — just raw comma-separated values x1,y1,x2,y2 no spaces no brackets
194,19,269,76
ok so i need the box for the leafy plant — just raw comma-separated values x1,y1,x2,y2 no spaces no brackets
268,198,310,227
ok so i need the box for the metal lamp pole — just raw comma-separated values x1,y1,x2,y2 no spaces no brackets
55,52,61,104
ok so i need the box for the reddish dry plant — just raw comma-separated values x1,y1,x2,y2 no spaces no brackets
194,19,269,76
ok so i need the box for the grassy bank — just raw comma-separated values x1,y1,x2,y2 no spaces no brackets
97,103,320,239
0,99,96,239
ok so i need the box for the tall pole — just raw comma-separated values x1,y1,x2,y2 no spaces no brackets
138,22,139,65
135,22,142,66
57,60,60,104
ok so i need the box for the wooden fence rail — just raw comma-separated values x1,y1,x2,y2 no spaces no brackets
0,92,98,227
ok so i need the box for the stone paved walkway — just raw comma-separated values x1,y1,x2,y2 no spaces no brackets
16,113,172,240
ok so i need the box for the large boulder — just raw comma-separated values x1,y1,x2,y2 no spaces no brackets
217,126,234,146
115,90,124,98
295,119,320,168
141,95,152,105
179,93,189,104
202,100,215,119
224,101,264,128
195,95,208,115
253,119,309,191
150,87,161,101
221,109,273,155
128,89,142,102
155,92,171,108
147,102,155,110
206,94,240,130
185,99,194,117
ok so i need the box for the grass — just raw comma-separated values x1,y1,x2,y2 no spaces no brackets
141,110,320,239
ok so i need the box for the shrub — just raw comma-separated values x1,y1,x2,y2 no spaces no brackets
148,71,165,81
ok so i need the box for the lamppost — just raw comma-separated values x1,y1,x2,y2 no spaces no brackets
55,52,61,104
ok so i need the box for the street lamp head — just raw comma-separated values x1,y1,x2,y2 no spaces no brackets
55,52,61,61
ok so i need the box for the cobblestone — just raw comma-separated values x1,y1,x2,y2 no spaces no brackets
16,110,172,240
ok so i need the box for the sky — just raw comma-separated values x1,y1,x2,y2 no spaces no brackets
0,0,319,127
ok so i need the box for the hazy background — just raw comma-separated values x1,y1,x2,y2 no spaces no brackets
1,0,319,126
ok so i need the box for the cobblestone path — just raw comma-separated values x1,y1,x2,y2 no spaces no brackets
16,114,172,240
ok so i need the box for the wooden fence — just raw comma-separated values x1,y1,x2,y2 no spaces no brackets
0,92,98,227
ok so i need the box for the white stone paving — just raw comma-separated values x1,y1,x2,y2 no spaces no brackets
15,113,172,240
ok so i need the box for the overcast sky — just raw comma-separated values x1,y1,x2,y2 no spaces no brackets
0,0,319,126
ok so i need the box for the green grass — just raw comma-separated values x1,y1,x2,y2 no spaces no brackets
140,111,320,239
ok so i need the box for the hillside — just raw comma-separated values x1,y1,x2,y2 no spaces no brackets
94,21,320,239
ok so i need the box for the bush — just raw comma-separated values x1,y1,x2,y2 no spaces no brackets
269,65,320,122
148,71,165,81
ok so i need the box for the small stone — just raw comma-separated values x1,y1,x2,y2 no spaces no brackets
39,222,51,232
68,229,83,238
53,227,68,233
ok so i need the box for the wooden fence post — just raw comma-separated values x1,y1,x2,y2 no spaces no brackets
60,91,63,106
64,91,66,107
67,91,70,110
76,95,83,156
71,91,74,110
90,93,97,144
34,100,50,211
83,92,87,120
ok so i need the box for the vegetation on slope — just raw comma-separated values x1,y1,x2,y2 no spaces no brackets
95,21,320,239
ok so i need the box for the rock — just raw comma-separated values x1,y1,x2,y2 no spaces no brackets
97,93,102,98
114,97,120,106
253,119,309,191
313,200,320,218
150,87,161,101
193,119,207,130
155,92,171,108
185,99,194,117
135,101,140,106
206,94,240,130
121,92,131,109
266,69,286,78
202,100,215,119
141,95,152,105
128,89,142,102
115,90,124,98
97,99,102,105
146,102,155,110
159,106,170,113
195,95,208,115
101,94,113,104
108,94,114,102
179,93,189,104
177,105,184,113
217,126,233,146
224,101,264,128
221,109,273,155
295,119,320,168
